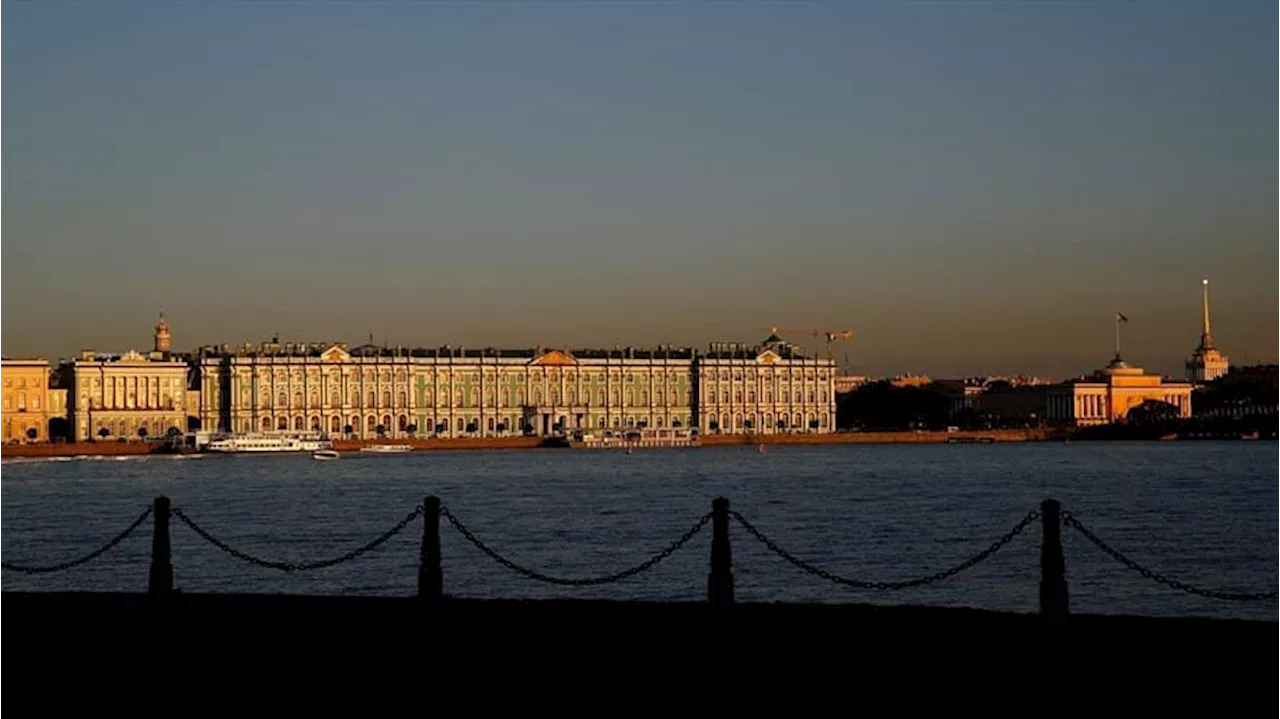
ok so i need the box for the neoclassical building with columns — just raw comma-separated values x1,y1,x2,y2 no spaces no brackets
1045,355,1192,426
193,333,837,438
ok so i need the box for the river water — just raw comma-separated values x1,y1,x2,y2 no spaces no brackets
1,442,1275,620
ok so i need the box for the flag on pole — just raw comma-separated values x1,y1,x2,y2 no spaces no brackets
1116,312,1129,323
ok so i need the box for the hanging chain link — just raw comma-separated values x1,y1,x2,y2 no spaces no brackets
1061,512,1278,601
439,506,713,586
2,506,154,575
170,505,424,572
730,509,1041,590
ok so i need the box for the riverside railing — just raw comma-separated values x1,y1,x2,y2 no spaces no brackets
2,496,1276,610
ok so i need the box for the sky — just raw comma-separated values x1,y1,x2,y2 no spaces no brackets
3,1,1276,378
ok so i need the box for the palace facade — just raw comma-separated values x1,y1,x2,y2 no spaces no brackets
1045,355,1193,426
59,315,189,441
60,349,190,441
194,334,837,438
1,359,65,442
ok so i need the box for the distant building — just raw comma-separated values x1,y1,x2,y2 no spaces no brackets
1,359,55,442
60,315,191,441
834,374,871,394
1186,280,1229,384
61,350,189,441
697,334,836,434
194,332,837,438
889,374,931,388
1047,355,1193,426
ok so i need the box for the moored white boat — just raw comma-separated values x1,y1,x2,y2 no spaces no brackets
360,444,413,453
205,433,330,454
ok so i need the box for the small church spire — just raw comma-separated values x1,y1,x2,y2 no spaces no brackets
154,309,171,353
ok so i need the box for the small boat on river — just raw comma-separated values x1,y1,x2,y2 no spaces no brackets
312,449,341,461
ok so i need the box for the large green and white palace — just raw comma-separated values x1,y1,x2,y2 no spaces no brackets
193,333,836,438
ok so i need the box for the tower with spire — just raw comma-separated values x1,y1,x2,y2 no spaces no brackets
1185,279,1228,384
154,311,171,354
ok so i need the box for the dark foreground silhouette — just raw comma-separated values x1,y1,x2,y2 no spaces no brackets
2,592,1271,716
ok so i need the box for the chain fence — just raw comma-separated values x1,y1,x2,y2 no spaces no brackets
170,505,424,572
730,509,1042,590
4,499,1276,604
1061,512,1278,602
440,505,713,586
1,506,154,574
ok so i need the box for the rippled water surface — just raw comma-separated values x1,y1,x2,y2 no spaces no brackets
3,442,1276,620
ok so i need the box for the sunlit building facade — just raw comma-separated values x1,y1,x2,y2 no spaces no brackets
194,335,837,438
62,350,190,441
2,359,55,443
1046,356,1193,426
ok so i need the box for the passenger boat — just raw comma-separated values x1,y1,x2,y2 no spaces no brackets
567,428,700,449
205,433,330,454
311,449,341,461
360,444,413,453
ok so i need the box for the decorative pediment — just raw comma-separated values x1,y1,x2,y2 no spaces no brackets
530,349,577,366
756,350,781,364
320,345,351,362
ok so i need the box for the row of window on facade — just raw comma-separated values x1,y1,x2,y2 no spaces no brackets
706,413,829,431
703,370,830,381
704,389,829,404
2,393,41,411
82,396,180,411
87,419,183,437
2,420,44,440
230,385,834,410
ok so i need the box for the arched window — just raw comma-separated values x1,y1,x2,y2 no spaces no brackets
782,390,790,403
330,391,339,406
330,416,342,433
310,416,321,432
748,391,755,403
720,391,728,403
533,389,542,405
399,392,407,406
566,388,576,405
808,391,815,403
367,391,376,407
398,415,408,431
734,391,742,403
278,418,288,430
294,416,304,431
261,417,271,431
487,417,495,431
550,388,559,405
293,392,303,408
639,390,648,405
382,391,392,406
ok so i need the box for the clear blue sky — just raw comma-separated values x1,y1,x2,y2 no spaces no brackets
4,1,1275,377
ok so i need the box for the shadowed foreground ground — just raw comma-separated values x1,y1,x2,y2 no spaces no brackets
2,592,1271,716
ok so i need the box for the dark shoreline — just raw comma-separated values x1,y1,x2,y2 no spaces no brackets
3,425,1272,460
3,591,1271,714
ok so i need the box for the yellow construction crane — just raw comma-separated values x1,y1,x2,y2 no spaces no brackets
768,327,852,362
